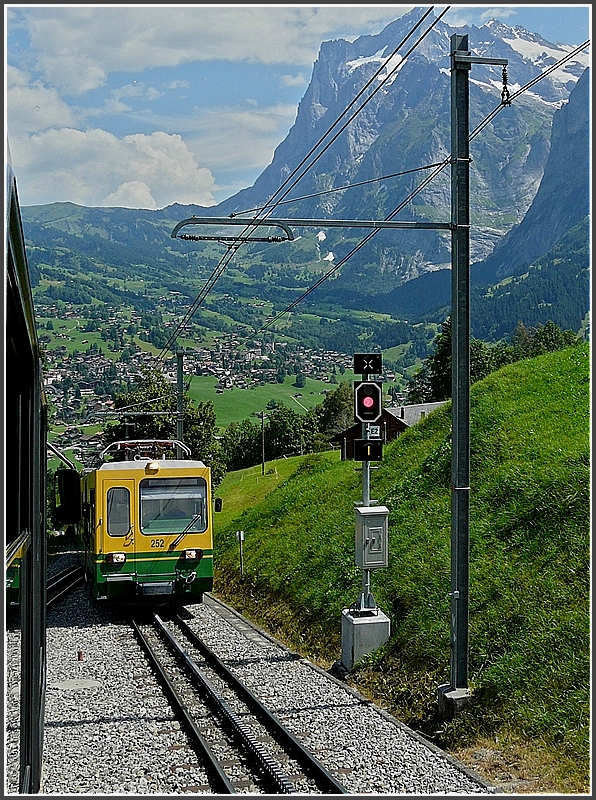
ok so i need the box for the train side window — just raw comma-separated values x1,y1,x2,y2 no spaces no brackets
107,487,130,537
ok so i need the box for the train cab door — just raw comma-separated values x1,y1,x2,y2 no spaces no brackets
104,480,137,576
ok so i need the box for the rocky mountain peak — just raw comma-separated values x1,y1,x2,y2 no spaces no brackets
213,9,588,291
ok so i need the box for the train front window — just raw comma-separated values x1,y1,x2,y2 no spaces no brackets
140,478,207,535
107,487,131,536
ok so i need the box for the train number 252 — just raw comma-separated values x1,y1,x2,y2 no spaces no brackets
150,538,165,548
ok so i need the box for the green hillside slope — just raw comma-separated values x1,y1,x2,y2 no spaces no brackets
213,343,590,792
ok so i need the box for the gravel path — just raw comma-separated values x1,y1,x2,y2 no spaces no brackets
5,577,496,795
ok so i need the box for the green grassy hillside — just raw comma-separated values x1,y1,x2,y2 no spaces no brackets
188,373,356,428
212,344,590,793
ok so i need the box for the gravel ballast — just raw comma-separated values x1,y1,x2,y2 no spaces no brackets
6,576,496,795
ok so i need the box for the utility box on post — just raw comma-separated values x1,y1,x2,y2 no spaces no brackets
355,506,389,569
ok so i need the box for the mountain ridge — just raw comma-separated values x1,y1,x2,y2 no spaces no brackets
471,66,589,285
21,9,590,350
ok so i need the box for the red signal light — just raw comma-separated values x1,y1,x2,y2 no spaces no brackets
354,381,382,422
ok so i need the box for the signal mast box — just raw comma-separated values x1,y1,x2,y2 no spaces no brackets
355,506,389,568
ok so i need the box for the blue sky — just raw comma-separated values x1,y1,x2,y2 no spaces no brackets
5,5,591,209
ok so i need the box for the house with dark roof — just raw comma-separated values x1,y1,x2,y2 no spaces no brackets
331,401,448,460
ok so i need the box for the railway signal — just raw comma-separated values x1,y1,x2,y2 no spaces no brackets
354,381,383,423
354,439,383,461
354,353,382,375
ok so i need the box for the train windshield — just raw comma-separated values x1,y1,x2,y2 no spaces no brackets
140,477,207,535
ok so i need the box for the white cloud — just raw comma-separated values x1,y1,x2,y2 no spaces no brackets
11,128,217,209
6,6,416,206
103,180,158,209
165,79,190,90
279,73,308,88
80,82,164,120
84,97,132,118
7,66,77,136
11,6,412,94
186,103,298,173
477,7,519,23
443,6,518,31
114,82,163,102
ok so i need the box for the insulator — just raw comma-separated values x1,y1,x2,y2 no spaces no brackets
501,66,512,106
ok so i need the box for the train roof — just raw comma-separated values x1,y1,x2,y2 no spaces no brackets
97,459,207,471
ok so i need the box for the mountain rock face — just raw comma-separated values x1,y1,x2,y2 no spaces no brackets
21,8,589,340
472,66,589,284
213,7,588,290
357,62,590,325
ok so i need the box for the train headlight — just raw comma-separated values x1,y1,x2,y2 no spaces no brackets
105,552,126,564
184,548,203,561
145,461,160,473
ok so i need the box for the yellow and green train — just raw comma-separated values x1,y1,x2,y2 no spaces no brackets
72,440,218,605
5,532,29,607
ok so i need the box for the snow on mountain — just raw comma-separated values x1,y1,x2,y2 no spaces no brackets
480,18,589,95
212,8,589,289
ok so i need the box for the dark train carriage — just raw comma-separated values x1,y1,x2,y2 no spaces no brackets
5,160,47,793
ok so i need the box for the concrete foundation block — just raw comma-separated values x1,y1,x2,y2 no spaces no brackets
437,683,472,720
341,607,390,671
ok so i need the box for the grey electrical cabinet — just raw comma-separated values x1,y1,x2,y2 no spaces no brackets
355,505,389,568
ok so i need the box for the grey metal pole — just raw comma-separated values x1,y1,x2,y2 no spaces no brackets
362,421,370,507
356,366,377,612
176,348,184,458
361,419,373,609
261,411,265,475
238,531,245,580
450,33,471,691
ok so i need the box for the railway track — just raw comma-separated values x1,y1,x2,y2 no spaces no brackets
46,564,85,609
132,610,348,794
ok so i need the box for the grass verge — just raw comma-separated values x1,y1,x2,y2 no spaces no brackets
212,344,590,793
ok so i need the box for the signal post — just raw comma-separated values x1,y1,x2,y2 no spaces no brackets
174,41,512,697
341,353,390,671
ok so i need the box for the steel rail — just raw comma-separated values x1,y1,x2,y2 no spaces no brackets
151,613,298,794
175,613,349,795
130,618,237,794
46,565,84,609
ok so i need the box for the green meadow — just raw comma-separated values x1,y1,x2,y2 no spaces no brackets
212,344,590,793
188,373,358,429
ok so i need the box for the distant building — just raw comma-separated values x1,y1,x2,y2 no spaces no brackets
332,401,448,460
386,401,448,428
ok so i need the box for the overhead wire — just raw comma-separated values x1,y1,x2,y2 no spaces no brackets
231,6,448,219
156,7,448,360
229,163,447,217
470,39,590,140
92,391,178,421
253,40,590,336
107,32,590,429
158,160,447,356
155,241,241,360
157,8,443,355
158,22,588,362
